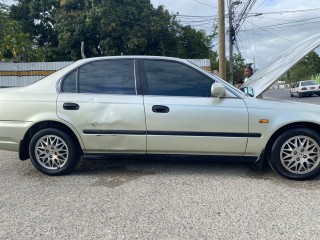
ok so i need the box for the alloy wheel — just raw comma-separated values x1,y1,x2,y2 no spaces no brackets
280,135,320,174
35,135,69,170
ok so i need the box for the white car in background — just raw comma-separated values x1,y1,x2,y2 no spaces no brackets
290,80,320,98
1,34,320,180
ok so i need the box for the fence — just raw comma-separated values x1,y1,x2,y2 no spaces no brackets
0,62,73,87
0,59,211,87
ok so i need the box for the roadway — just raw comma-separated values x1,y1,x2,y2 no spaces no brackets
263,88,320,104
1,89,320,240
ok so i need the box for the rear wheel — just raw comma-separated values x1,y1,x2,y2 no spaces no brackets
297,92,302,98
29,128,80,176
270,128,320,180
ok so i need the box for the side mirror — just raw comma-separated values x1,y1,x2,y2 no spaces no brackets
211,82,226,98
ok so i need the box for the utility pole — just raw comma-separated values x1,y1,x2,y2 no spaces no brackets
228,1,241,84
218,0,226,80
228,0,234,84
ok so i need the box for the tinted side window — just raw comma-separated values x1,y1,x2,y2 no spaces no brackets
62,70,77,93
62,59,136,94
143,60,213,97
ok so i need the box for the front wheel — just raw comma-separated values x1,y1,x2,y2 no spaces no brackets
29,128,79,176
270,128,320,180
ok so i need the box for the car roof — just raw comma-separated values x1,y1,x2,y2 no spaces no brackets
74,55,190,65
299,80,317,83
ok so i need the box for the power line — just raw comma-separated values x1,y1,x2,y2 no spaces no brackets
175,7,320,19
254,0,272,12
234,0,257,34
240,17,320,31
191,0,216,8
249,7,320,15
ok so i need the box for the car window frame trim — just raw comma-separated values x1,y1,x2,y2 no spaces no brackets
139,58,241,98
58,58,142,95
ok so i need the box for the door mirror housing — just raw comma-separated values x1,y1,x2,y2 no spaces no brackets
211,83,226,98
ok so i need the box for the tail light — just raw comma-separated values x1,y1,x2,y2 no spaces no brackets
301,87,307,90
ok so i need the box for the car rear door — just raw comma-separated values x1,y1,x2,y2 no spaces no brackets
56,58,146,154
140,59,249,155
292,83,299,95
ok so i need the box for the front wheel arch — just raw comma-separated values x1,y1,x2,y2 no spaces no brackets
266,123,320,158
265,123,320,179
271,128,320,180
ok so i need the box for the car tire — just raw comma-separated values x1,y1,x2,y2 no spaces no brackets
29,128,79,176
297,92,302,98
290,92,293,97
270,128,320,180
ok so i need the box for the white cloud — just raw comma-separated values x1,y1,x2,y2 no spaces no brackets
152,0,320,68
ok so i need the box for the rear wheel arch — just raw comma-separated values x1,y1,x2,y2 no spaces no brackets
20,121,83,160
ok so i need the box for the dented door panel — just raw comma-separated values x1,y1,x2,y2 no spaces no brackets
57,93,146,153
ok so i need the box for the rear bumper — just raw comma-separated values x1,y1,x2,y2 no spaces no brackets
0,121,33,152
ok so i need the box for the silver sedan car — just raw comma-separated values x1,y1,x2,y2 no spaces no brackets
1,34,320,180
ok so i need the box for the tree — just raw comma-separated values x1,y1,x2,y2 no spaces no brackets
8,0,214,61
0,19,35,62
9,0,63,60
10,0,59,47
143,5,181,57
1,2,38,62
55,0,212,60
224,53,246,83
0,0,9,42
281,51,320,84
232,53,246,83
177,26,210,59
55,1,181,59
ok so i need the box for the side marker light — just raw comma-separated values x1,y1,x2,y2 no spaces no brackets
259,119,269,123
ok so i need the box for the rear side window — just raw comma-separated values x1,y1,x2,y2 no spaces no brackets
61,59,136,94
302,80,317,86
62,70,77,93
143,60,213,97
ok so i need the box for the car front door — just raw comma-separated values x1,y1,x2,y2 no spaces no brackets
140,59,249,155
57,59,146,154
